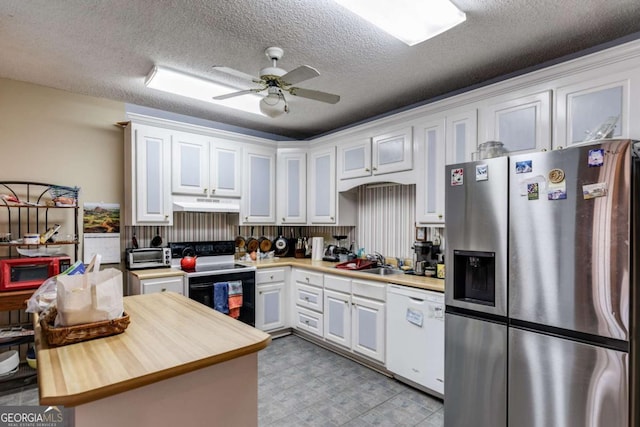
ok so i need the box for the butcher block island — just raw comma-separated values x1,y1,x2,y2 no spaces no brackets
35,292,271,427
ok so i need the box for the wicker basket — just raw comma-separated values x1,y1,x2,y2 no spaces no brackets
40,308,130,347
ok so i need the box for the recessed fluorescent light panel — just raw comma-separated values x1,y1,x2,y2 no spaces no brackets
333,0,466,46
144,66,263,116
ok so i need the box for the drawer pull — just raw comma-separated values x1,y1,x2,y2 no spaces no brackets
161,288,167,292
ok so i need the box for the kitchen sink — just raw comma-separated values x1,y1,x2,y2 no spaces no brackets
360,267,405,276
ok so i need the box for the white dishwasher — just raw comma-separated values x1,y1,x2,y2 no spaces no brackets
386,284,444,397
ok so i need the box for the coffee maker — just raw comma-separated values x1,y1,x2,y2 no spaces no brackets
413,241,440,273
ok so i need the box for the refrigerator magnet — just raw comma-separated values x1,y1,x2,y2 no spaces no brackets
588,149,605,167
451,168,464,186
527,183,539,200
515,160,532,174
583,182,608,199
475,164,488,181
547,181,567,200
548,168,565,184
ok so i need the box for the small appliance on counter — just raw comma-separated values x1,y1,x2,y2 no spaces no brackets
411,241,440,275
323,235,353,262
125,247,171,270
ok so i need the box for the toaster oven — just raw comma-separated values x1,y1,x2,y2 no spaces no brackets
126,248,171,270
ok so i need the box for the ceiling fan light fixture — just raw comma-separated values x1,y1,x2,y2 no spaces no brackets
333,0,466,46
145,65,263,115
259,87,288,118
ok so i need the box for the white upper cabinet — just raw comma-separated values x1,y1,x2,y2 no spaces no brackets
555,76,629,148
445,109,477,164
242,145,276,224
337,127,413,181
171,132,242,198
308,146,336,224
415,118,446,225
479,91,551,155
171,131,209,196
372,126,413,175
124,123,173,225
276,148,307,224
337,138,371,180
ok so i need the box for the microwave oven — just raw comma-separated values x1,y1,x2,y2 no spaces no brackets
0,256,71,291
126,248,171,270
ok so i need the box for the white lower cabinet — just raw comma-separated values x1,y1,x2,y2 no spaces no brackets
128,273,185,296
324,289,351,348
320,276,386,364
292,269,324,338
351,295,385,363
255,268,288,332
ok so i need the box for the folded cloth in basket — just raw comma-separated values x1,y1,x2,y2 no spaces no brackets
228,280,243,319
213,282,229,314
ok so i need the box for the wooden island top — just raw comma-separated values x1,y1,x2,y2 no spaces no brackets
36,292,271,407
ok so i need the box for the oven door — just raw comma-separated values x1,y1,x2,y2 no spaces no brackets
188,270,256,327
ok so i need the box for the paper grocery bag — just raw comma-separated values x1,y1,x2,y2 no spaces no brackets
55,255,124,327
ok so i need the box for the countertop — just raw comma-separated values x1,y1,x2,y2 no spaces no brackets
245,257,445,293
35,292,271,407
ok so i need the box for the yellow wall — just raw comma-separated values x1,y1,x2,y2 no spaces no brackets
0,78,125,198
0,78,126,259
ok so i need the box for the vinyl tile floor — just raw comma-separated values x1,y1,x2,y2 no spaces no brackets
258,334,444,427
0,334,444,426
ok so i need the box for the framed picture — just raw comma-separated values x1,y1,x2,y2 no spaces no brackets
415,227,426,241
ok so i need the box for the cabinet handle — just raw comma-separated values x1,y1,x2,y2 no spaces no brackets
438,214,443,219
164,215,169,219
304,296,309,301
282,217,285,222
211,188,216,194
204,188,208,194
161,288,167,292
270,275,274,280
365,168,370,172
305,320,309,324
373,167,377,171
330,217,334,221
259,291,262,295
305,277,309,282
245,216,249,221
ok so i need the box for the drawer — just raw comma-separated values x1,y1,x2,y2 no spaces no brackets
256,268,286,284
295,306,324,337
142,276,184,295
294,282,324,312
324,274,351,293
352,279,386,301
294,269,323,287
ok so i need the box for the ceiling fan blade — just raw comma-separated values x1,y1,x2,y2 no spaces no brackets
288,87,340,104
281,65,320,85
212,66,263,86
213,89,259,100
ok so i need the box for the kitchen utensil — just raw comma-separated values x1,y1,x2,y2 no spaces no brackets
258,226,272,252
234,226,245,251
246,226,259,253
273,226,289,257
132,231,139,249
151,227,162,247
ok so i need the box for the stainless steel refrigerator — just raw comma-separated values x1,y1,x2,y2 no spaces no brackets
444,139,639,427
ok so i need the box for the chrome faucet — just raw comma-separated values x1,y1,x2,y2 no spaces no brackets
373,252,386,267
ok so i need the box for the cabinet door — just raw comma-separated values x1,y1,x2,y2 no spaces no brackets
446,109,477,164
276,149,307,224
324,289,351,348
308,146,336,224
242,145,276,223
133,124,173,225
210,139,242,197
352,296,385,363
337,138,371,180
256,282,285,331
555,77,628,148
481,91,551,155
171,131,209,196
415,118,446,224
372,126,413,175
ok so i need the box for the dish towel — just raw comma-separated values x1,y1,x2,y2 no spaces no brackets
228,280,243,319
213,282,229,314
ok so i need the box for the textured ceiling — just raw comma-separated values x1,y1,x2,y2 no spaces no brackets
2,1,640,140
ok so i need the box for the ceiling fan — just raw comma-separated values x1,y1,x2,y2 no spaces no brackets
213,47,340,118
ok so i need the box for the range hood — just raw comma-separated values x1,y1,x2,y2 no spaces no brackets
172,197,240,213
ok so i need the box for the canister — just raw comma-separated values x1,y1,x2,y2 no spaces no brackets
436,263,445,279
23,233,39,245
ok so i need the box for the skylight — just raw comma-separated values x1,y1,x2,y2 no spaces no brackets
333,0,466,46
